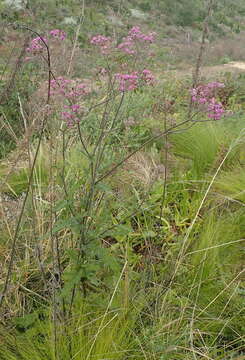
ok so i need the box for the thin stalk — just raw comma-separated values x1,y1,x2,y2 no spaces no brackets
66,1,85,76
0,25,52,309
95,114,208,186
0,115,48,308
188,0,214,120
159,110,168,225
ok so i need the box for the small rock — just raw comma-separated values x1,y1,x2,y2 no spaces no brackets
63,17,77,25
107,15,124,27
4,0,26,10
130,8,148,20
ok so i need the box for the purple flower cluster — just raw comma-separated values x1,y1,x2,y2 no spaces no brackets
117,26,156,55
26,37,47,54
115,69,155,92
117,38,136,55
191,82,226,120
26,29,66,59
90,26,156,56
128,26,156,42
191,82,225,103
90,35,111,54
62,104,81,127
207,98,225,120
115,72,138,92
50,77,88,99
49,29,66,40
141,69,155,85
50,77,89,126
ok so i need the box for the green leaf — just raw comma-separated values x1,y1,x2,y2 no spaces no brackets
52,219,71,234
142,231,157,238
14,313,38,330
96,182,112,193
54,199,74,211
111,224,132,237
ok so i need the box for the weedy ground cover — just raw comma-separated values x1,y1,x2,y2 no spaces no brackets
0,1,244,359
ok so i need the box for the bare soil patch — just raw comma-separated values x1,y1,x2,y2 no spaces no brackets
167,61,245,80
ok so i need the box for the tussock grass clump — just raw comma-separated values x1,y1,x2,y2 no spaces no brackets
0,3,245,360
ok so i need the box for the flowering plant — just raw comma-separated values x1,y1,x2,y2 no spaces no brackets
90,26,156,94
115,69,155,92
50,77,90,126
117,26,156,55
191,82,226,120
25,29,66,59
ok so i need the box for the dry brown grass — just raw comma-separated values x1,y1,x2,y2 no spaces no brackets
205,32,245,64
163,31,245,69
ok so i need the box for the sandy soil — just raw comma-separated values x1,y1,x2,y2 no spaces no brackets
224,61,245,70
166,61,245,79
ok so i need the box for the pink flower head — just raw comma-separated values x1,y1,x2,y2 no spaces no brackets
71,104,80,112
117,27,156,56
128,26,156,43
26,36,47,54
90,35,111,54
128,26,141,37
142,69,155,85
50,76,89,125
62,111,73,120
115,70,155,92
115,72,139,92
50,29,66,40
98,67,107,76
117,39,135,55
191,82,226,120
199,97,207,104
62,111,77,127
207,98,225,120
191,82,225,104
50,77,89,99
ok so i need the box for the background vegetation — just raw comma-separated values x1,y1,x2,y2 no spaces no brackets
0,0,244,359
